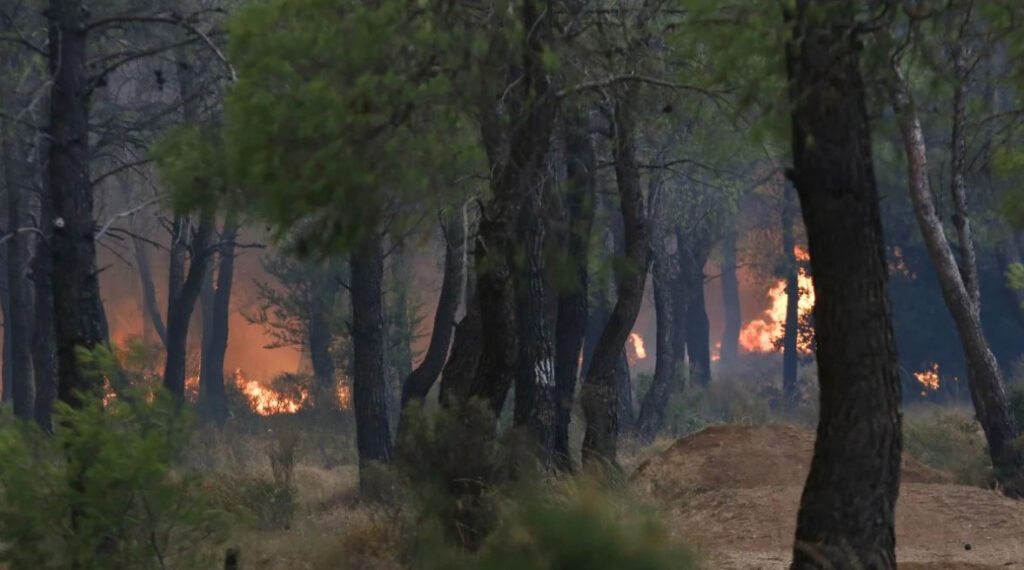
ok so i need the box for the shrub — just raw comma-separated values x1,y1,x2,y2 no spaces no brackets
903,406,993,487
0,348,228,570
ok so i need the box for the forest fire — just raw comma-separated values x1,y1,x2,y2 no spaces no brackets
739,246,815,354
628,332,647,364
913,363,941,394
232,368,308,416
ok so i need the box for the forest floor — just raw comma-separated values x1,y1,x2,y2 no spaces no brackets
632,424,1024,569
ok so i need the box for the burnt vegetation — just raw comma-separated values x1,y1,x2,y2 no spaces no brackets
0,0,1023,569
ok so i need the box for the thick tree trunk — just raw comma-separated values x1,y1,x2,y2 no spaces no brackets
781,183,800,404
787,3,903,567
552,111,597,468
890,59,1024,493
581,93,649,467
401,208,465,409
719,232,741,364
4,135,35,419
308,285,337,407
50,0,109,406
351,236,393,487
512,178,558,459
200,220,237,425
31,208,57,430
162,208,215,398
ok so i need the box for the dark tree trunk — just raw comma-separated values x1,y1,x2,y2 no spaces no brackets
637,212,678,442
781,182,800,404
1,257,11,403
512,176,558,459
787,2,902,567
438,240,480,406
581,92,649,466
679,241,710,387
351,236,393,487
31,130,56,430
200,220,237,425
462,0,556,425
162,209,215,399
50,0,109,406
719,232,741,364
308,286,337,407
889,48,1024,494
4,134,35,419
552,111,597,468
614,348,633,435
401,208,465,409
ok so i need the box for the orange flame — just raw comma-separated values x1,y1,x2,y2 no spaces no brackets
913,363,940,395
711,341,722,362
336,381,352,409
739,246,815,354
628,332,647,364
233,368,309,416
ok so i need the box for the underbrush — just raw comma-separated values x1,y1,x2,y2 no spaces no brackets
902,405,993,487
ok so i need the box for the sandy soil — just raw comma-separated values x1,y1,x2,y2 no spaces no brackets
632,424,1024,569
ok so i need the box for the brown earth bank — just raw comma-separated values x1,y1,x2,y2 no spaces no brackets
632,424,1024,570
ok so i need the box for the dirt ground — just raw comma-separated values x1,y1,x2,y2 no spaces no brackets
632,424,1024,570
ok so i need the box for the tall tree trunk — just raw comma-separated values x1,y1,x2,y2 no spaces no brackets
636,236,678,442
50,0,109,406
162,208,215,398
781,182,800,404
4,134,35,419
438,239,480,406
553,112,597,468
719,232,741,364
513,177,557,459
581,92,649,466
1,256,11,403
786,3,903,567
889,58,1024,494
30,111,56,429
679,240,710,387
308,283,337,408
401,208,465,409
351,236,393,488
200,220,237,425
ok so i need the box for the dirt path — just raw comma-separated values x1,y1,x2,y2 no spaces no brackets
633,425,1024,569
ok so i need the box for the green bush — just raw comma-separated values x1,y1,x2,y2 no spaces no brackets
0,348,228,570
204,475,297,531
419,479,698,570
903,406,993,487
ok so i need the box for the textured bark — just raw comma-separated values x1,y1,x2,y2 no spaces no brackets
50,0,109,406
463,0,556,420
401,209,465,408
351,237,393,487
552,112,597,468
949,45,980,309
439,239,480,406
4,133,35,419
781,182,800,404
581,93,649,466
200,220,237,425
890,60,1024,494
787,2,903,567
719,232,741,364
512,176,558,459
162,208,215,399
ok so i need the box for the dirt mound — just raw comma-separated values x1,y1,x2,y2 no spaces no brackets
634,424,1024,569
632,424,952,498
